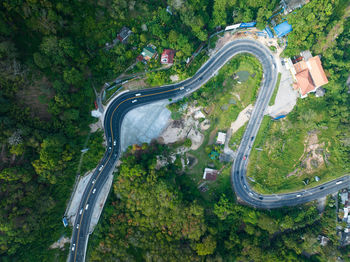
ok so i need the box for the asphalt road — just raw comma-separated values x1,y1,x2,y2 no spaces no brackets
68,39,350,262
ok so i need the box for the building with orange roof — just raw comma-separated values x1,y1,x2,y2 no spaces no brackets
292,52,328,98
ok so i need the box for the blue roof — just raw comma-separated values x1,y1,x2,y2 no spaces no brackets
274,21,292,37
239,22,257,28
264,26,274,38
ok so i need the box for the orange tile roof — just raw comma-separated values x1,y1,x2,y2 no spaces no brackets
307,56,328,87
295,69,315,96
294,60,308,73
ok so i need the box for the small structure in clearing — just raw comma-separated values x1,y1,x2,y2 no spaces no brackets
216,132,226,145
203,168,219,181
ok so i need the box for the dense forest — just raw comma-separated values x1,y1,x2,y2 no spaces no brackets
88,143,345,261
0,0,349,261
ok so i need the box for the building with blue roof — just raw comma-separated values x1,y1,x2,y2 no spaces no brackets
274,21,292,37
264,26,274,38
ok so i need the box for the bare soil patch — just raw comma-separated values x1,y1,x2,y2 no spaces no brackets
287,132,325,177
123,79,148,90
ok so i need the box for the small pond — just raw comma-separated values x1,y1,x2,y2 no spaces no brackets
236,70,250,82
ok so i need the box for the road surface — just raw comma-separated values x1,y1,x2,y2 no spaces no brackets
68,39,350,262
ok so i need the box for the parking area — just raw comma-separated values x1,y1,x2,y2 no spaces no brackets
267,56,298,117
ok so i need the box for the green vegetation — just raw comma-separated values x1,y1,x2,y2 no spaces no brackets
0,0,349,260
246,3,350,194
169,55,263,198
269,45,277,52
248,94,349,193
269,72,282,106
88,144,344,261
80,131,105,175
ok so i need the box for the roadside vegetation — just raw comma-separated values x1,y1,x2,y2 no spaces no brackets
0,0,349,260
269,72,281,106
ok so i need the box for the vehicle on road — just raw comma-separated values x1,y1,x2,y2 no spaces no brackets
243,155,247,160
113,140,116,146
92,179,96,184
98,165,104,171
336,181,343,185
71,243,75,251
135,93,141,96
180,87,184,90
92,188,96,194
79,209,83,215
296,194,301,197
76,224,79,229
108,146,112,152
243,184,247,189
320,186,324,190
85,204,89,210
251,136,254,141
131,99,137,103
259,196,263,200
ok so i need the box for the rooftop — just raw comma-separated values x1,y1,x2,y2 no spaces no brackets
307,56,328,87
216,132,226,145
141,45,157,60
161,49,175,64
203,168,219,181
292,54,328,97
274,21,293,37
294,69,315,96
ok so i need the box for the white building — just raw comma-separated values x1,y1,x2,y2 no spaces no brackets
216,132,226,145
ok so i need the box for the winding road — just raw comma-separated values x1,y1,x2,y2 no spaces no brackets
68,39,350,262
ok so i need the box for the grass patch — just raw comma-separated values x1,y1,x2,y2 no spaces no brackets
247,96,349,194
229,123,247,151
269,72,281,106
269,46,277,52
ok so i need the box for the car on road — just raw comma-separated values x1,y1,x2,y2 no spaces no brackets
71,243,75,251
79,209,83,215
336,181,343,185
320,186,324,190
131,99,137,103
92,179,96,184
108,146,112,152
243,155,247,160
92,188,96,194
180,87,184,90
296,194,301,197
76,224,79,229
135,93,141,96
85,204,89,210
251,136,254,141
98,165,104,171
243,184,247,189
259,196,263,200
113,140,116,146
